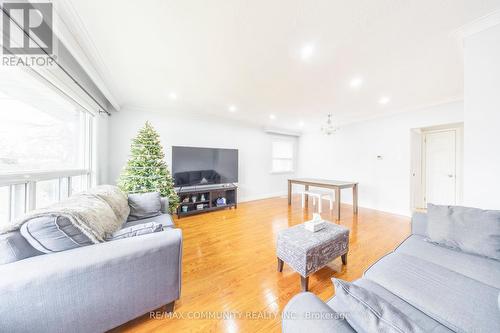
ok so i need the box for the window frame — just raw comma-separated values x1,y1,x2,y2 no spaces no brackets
0,111,94,222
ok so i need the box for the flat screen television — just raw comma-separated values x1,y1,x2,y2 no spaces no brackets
172,146,238,187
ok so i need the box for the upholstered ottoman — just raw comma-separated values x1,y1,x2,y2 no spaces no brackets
277,222,349,291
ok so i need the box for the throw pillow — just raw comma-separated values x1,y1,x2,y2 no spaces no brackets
332,278,425,333
0,231,42,264
106,222,163,240
160,196,169,214
127,192,162,221
20,215,93,253
427,204,500,260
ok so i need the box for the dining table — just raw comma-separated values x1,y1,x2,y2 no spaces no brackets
288,178,358,220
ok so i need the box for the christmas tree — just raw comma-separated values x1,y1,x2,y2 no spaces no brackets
117,121,179,212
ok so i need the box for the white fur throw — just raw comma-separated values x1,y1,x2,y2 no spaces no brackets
86,185,130,225
0,185,130,243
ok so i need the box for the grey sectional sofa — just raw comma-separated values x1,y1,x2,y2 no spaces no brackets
0,202,182,333
283,212,500,332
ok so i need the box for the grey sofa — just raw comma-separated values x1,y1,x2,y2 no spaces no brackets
283,212,500,332
0,201,182,333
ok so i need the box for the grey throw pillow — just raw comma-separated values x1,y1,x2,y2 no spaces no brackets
20,216,93,253
127,192,162,221
427,204,500,260
106,222,163,240
0,231,42,264
332,279,425,333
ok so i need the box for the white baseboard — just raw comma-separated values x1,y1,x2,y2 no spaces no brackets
239,192,412,218
239,191,287,203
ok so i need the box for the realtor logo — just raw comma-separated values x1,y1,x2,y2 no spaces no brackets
2,2,53,55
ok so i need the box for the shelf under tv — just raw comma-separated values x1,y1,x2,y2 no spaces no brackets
176,184,237,218
182,200,210,205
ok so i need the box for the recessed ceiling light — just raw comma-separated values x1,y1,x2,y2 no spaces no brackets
349,77,364,88
168,92,177,100
300,43,315,61
299,121,305,127
379,96,390,105
269,114,276,120
228,105,237,113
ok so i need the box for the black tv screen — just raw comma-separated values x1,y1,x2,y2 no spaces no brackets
172,146,238,186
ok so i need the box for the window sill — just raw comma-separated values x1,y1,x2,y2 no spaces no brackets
270,170,295,175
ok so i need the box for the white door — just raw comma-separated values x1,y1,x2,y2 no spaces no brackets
423,130,457,206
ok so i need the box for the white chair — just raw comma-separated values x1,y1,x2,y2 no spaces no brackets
301,189,334,213
317,189,335,211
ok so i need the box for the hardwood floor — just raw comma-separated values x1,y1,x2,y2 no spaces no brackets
112,195,410,333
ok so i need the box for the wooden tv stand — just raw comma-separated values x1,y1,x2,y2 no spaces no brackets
176,184,237,218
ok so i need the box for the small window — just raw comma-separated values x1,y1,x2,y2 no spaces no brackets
271,140,294,173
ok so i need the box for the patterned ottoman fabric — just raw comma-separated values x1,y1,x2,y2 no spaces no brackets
277,223,349,277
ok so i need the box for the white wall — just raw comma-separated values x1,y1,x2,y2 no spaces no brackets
464,24,500,209
108,108,297,202
94,114,109,184
297,101,464,216
101,25,500,215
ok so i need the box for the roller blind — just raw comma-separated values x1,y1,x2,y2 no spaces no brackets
0,1,115,115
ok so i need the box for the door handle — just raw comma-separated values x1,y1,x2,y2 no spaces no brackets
447,174,454,178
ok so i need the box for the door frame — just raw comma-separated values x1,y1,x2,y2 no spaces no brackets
410,123,463,210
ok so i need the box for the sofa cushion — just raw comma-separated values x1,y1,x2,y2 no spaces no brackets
124,213,174,229
160,196,169,214
127,192,162,221
0,231,42,264
2,186,124,242
106,222,163,241
364,252,500,333
20,216,93,253
329,279,454,333
427,204,500,260
331,278,425,333
396,235,500,289
283,292,355,333
411,212,428,237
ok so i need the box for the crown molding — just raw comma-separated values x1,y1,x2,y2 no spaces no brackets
52,0,121,111
121,103,268,129
454,9,500,39
333,96,464,128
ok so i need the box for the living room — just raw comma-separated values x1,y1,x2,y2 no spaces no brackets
1,1,500,332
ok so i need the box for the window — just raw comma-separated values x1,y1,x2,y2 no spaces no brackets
0,66,93,224
0,186,9,227
271,139,295,173
35,179,60,209
0,68,90,173
71,174,89,194
0,183,27,228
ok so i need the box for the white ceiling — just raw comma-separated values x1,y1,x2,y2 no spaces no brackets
66,0,500,129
